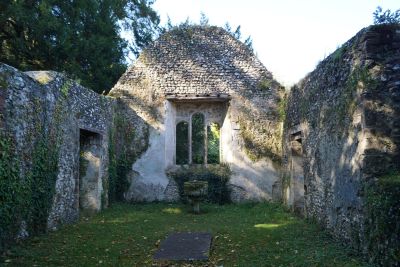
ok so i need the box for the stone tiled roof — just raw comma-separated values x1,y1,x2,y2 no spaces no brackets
111,25,280,97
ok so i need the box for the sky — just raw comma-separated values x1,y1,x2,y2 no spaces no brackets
153,0,399,86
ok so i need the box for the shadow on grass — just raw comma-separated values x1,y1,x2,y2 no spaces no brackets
1,202,371,267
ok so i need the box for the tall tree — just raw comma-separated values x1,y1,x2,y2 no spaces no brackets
0,0,160,93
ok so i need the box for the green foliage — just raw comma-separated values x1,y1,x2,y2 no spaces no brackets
258,78,272,90
183,180,208,193
108,111,148,203
320,66,377,130
1,203,370,266
176,121,189,165
364,172,400,266
332,45,347,62
168,164,231,204
373,6,400,25
224,23,253,51
207,123,220,164
199,12,209,26
0,0,160,93
162,17,254,51
277,95,287,122
60,80,72,98
0,72,9,89
108,117,131,202
239,119,282,164
28,134,59,234
0,118,60,251
0,132,27,251
192,113,205,164
339,66,377,122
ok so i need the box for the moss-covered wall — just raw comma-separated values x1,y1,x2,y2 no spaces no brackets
0,64,113,252
108,98,149,202
283,24,400,265
110,25,285,202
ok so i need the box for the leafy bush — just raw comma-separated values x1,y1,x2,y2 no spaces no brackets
373,6,400,25
167,164,231,204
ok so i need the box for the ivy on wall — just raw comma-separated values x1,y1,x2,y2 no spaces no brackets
108,106,149,203
239,118,282,164
0,120,60,250
0,132,27,251
29,134,59,234
0,87,64,251
364,172,400,266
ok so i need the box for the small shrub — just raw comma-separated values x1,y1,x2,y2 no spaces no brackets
258,78,272,90
277,96,287,122
365,171,400,266
167,164,231,204
373,6,400,25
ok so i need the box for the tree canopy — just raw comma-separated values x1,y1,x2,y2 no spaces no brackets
0,0,160,93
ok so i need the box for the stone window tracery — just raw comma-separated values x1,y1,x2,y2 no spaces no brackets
175,113,220,165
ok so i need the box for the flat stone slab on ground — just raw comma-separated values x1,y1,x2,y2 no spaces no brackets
153,232,212,261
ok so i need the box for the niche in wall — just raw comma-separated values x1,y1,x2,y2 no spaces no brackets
79,129,103,214
289,130,305,215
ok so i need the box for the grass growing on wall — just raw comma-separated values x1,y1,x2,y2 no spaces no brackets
277,95,287,122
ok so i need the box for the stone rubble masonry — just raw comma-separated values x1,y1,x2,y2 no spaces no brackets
283,24,400,257
110,25,285,202
1,23,398,263
0,63,113,234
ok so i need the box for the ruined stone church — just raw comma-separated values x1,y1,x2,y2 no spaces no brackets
1,24,399,262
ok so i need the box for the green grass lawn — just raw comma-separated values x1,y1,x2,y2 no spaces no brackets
1,203,369,267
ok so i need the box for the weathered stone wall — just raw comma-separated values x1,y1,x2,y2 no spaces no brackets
283,24,400,263
0,63,113,248
108,98,150,202
26,71,113,229
110,25,285,202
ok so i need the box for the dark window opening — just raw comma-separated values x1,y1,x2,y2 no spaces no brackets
176,121,189,165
